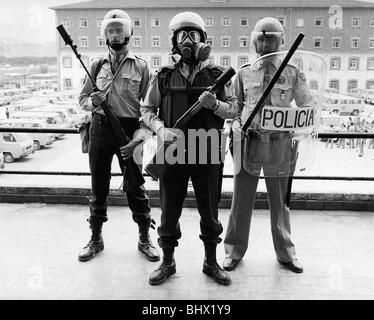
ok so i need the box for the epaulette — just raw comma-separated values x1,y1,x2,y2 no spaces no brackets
239,62,251,69
157,64,176,74
134,54,147,62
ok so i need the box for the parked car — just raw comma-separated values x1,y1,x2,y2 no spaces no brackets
0,132,34,163
0,118,55,150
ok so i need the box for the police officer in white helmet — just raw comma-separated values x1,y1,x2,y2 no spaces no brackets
141,11,238,286
223,17,314,273
78,9,160,263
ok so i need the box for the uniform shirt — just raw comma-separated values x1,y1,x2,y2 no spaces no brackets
234,57,314,129
141,60,239,134
79,50,151,119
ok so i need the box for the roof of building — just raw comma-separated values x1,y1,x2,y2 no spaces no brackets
50,0,374,10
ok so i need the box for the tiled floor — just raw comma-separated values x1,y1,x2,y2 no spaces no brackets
0,203,374,300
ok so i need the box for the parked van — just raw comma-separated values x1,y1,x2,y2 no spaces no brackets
0,119,55,150
0,132,34,163
10,111,66,138
322,92,366,116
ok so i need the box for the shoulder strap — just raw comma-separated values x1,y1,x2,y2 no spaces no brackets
92,57,104,82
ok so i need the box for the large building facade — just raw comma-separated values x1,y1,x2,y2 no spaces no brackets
51,0,374,93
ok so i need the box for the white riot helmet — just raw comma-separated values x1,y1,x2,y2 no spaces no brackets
250,17,285,56
169,12,210,62
100,9,132,39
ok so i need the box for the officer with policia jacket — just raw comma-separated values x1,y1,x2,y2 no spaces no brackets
223,17,314,273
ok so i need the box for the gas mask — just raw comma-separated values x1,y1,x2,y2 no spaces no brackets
175,29,211,63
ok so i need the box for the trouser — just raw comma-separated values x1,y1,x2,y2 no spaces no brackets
88,113,151,226
158,163,223,249
224,141,296,263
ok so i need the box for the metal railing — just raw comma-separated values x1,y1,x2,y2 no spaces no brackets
1,127,374,181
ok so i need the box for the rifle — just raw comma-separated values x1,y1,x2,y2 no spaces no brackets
57,24,145,191
145,66,236,180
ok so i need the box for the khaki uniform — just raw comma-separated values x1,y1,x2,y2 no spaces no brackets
224,58,313,262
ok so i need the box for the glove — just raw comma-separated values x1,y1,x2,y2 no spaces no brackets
198,91,217,110
157,127,178,144
90,91,106,108
120,139,142,160
232,120,245,143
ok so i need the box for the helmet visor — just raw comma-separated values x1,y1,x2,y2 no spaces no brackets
250,31,283,54
176,30,201,44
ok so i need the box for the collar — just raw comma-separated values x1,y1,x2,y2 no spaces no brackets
103,49,136,63
252,56,282,71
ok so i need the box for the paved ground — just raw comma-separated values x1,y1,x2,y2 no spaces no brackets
0,203,374,300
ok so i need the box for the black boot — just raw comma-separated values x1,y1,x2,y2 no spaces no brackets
149,248,176,285
138,219,160,262
78,217,104,262
202,243,231,285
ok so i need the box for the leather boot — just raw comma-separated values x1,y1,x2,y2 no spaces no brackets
149,248,176,285
138,219,160,262
78,218,104,262
202,243,231,285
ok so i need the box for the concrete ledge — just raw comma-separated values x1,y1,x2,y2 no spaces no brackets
0,186,374,211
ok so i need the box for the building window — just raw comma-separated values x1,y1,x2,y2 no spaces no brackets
238,56,249,67
329,80,339,91
369,38,374,49
97,37,105,47
351,38,360,49
206,37,213,46
351,17,360,27
240,18,248,26
62,19,70,28
330,57,341,70
97,20,102,28
80,18,88,27
347,80,358,92
315,18,323,27
151,56,161,68
133,18,141,27
277,16,286,28
348,57,359,70
367,58,374,70
366,80,374,89
222,17,230,27
296,18,304,27
332,38,341,49
63,78,72,90
152,18,160,27
221,37,230,47
206,18,213,27
221,56,230,67
152,36,160,47
80,37,88,47
314,37,323,48
62,57,72,68
239,36,249,48
133,36,141,47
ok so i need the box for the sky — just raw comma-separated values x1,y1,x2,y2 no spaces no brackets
1,0,374,44
0,0,90,44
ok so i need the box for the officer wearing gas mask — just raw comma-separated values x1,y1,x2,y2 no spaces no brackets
223,17,313,273
141,11,238,286
78,9,160,263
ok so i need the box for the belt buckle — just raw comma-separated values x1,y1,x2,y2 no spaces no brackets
261,132,270,143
